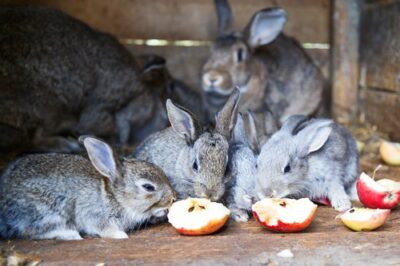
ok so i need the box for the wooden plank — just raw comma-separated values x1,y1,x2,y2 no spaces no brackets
331,0,361,124
361,89,400,142
360,2,400,92
4,0,330,43
0,158,399,265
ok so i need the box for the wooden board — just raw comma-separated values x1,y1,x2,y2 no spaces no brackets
331,0,361,124
360,1,400,92
361,89,400,142
4,0,330,44
1,158,399,265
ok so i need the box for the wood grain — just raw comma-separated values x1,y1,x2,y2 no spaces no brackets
331,0,362,124
3,0,330,43
360,2,400,92
361,89,400,142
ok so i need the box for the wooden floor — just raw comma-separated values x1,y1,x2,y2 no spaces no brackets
1,159,399,266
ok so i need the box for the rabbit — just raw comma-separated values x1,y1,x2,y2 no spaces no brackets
225,110,278,222
134,89,240,202
0,136,176,240
255,115,359,212
0,6,189,154
201,0,326,123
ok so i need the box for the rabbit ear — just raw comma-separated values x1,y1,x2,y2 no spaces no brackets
166,99,200,144
80,136,120,182
281,115,310,135
215,0,234,36
297,121,333,156
233,112,246,144
242,112,259,153
215,88,240,139
263,109,279,137
245,8,287,49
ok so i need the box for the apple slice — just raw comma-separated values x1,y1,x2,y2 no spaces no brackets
252,198,318,233
167,198,230,236
380,141,400,166
357,172,400,209
339,207,390,231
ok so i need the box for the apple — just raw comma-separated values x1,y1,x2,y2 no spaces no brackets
167,198,230,236
356,140,365,154
252,198,318,233
380,141,400,166
357,172,400,209
339,207,390,231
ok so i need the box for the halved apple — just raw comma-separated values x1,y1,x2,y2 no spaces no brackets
252,198,318,233
167,198,230,236
380,141,400,166
339,207,390,231
357,172,400,209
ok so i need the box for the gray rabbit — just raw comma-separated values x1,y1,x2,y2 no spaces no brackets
0,6,191,153
134,89,240,201
0,136,176,240
225,110,278,222
202,0,326,122
255,116,359,211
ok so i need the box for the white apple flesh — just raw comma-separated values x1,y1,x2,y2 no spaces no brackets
252,198,318,233
167,198,230,236
340,207,390,231
380,141,400,166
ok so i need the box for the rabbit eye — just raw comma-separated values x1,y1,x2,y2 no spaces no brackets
283,164,291,173
236,48,245,62
192,161,199,173
142,183,155,192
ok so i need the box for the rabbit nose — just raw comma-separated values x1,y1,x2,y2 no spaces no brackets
269,190,278,198
203,72,223,87
200,192,209,199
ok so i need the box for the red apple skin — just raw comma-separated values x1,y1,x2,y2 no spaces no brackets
252,207,317,233
174,215,229,236
357,176,400,209
312,197,331,206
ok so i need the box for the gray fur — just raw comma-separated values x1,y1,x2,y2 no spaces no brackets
255,116,359,211
202,1,326,124
225,112,264,222
0,137,176,240
0,6,194,153
134,89,240,201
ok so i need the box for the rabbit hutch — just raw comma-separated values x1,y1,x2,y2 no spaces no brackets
0,0,400,265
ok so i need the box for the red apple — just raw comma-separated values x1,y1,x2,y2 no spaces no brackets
167,198,230,236
357,172,400,209
252,198,318,233
380,141,400,166
339,207,390,231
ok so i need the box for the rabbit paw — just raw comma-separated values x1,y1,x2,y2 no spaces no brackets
231,209,250,222
42,229,83,240
331,197,352,212
100,228,129,239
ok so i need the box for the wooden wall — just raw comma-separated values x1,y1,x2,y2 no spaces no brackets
360,1,400,141
2,0,331,90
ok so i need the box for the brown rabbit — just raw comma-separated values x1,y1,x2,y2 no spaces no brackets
0,6,198,154
202,0,326,123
